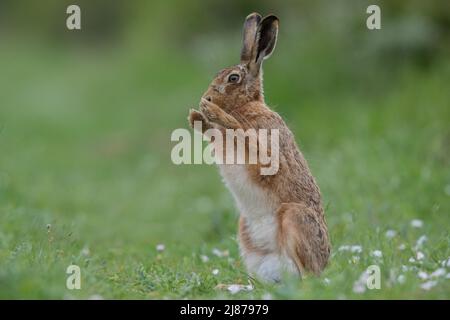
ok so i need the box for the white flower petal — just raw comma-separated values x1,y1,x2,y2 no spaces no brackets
420,280,437,291
226,284,253,294
227,285,241,294
352,282,366,293
262,293,273,300
348,255,360,264
414,235,427,249
351,245,363,253
430,268,446,278
353,270,370,294
371,250,383,258
411,219,423,228
338,245,362,253
417,271,429,280
385,230,397,239
81,246,90,256
212,248,229,258
416,251,425,261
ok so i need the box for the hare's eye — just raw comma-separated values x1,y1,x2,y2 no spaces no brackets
228,74,240,83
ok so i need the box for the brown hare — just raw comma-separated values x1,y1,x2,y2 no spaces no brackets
188,13,330,282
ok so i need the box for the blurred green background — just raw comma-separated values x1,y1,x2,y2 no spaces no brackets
0,0,449,299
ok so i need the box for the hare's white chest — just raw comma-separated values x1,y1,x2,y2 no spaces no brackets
219,164,275,217
218,164,278,249
218,164,296,282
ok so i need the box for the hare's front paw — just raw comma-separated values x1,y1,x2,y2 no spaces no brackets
199,98,223,124
200,98,242,130
188,109,206,129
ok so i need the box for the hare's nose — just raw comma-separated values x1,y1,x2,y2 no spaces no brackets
204,96,212,102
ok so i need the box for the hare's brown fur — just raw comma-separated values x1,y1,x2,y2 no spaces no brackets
188,13,330,281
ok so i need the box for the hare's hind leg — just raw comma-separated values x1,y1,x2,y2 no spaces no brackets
276,202,330,276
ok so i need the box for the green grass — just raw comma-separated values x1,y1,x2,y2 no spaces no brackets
0,41,449,299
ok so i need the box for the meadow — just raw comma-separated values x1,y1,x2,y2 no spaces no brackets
0,1,449,299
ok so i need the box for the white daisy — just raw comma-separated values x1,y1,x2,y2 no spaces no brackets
430,268,446,278
416,251,425,261
371,250,383,258
212,248,229,258
353,270,370,294
385,230,397,239
227,284,253,294
420,280,437,291
417,271,429,280
262,293,273,300
351,245,363,253
411,219,423,228
414,235,427,249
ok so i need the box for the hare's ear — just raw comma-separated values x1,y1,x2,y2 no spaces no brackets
249,15,279,76
240,12,262,64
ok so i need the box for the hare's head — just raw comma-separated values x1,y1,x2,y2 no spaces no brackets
201,13,279,112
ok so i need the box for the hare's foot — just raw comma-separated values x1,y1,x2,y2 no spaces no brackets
244,253,284,283
277,202,330,275
200,98,241,129
238,216,297,282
